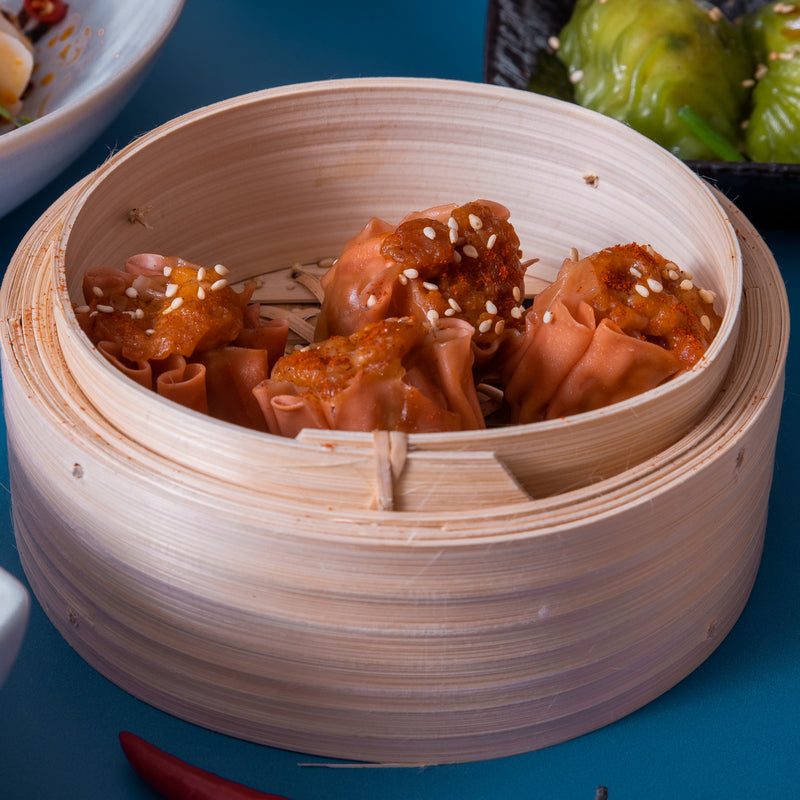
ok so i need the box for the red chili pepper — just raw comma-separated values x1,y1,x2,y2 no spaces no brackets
119,731,293,800
22,0,69,24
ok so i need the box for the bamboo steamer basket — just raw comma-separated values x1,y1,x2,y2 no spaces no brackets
0,78,787,765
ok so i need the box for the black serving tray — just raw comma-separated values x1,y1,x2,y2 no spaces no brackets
484,0,800,227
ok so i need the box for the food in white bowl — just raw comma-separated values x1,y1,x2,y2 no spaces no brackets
0,0,184,219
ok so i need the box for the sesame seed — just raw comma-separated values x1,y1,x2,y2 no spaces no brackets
462,244,479,259
680,279,694,291
163,266,172,277
96,304,115,313
634,284,650,298
699,288,716,304
453,250,462,263
513,286,522,302
775,2,796,12
123,310,135,317
92,286,104,297
423,226,436,240
647,278,663,293
423,281,438,291
134,308,144,319
487,233,497,250
367,293,377,307
468,213,483,230
75,305,90,314
145,329,155,335
197,286,206,300
398,274,409,285
485,300,498,315
317,256,336,268
701,315,711,331
742,78,755,88
510,306,523,319
478,319,492,334
645,244,655,256
755,63,768,80
630,266,642,278
426,309,440,324
125,287,138,298
668,269,680,281
708,6,722,22
162,297,183,314
210,278,228,291
444,308,456,316
449,228,458,244
447,216,458,229
494,320,505,335
214,264,229,276
403,268,419,279
89,311,98,318
448,298,462,312
548,35,560,50
569,69,584,84
196,267,206,280
569,247,579,261
543,310,554,324
165,283,179,298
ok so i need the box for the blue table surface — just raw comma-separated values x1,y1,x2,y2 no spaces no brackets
1,1,799,798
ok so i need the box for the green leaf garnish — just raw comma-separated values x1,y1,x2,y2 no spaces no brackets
677,106,746,162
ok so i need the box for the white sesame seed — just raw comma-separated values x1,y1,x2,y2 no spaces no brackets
668,269,680,281
317,256,336,268
210,278,228,291
680,279,694,291
645,244,655,256
75,305,90,314
708,6,722,22
742,78,756,88
462,244,479,259
422,281,438,291
403,268,419,279
647,278,663,293
163,266,172,277
196,267,206,280
449,228,458,244
486,233,497,250
569,247,580,261
543,310,554,324
165,283,179,298
485,300,498,315
197,286,206,300
513,286,522,302
447,215,458,229
162,297,183,314
423,226,436,240
125,287,138,298
96,304,115,313
548,35,560,50
494,320,505,335
426,309,440,324
123,310,135,317
134,308,144,319
569,69,584,84
453,250,462,263
630,266,642,278
701,315,711,331
398,274,409,285
444,308,456,316
367,294,377,307
755,63,768,80
478,319,493,334
145,329,155,335
214,264,229,276
92,286,104,297
634,284,650,298
468,213,483,230
510,306,523,319
89,311,98,318
448,298,462,312
699,288,716,304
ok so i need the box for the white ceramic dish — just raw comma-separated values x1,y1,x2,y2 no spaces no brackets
0,0,184,219
0,565,29,687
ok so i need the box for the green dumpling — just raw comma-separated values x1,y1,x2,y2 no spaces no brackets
743,2,800,163
558,0,753,160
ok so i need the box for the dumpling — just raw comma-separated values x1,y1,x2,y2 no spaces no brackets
254,316,485,437
557,0,753,160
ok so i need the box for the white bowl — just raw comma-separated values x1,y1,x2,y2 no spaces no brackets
0,0,184,219
0,566,29,687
